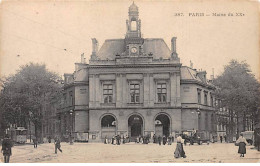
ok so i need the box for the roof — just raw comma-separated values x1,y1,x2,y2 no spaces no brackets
129,2,138,12
181,66,202,82
181,66,215,88
97,38,171,60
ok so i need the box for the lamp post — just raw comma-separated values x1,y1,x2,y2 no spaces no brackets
197,107,201,131
69,110,73,145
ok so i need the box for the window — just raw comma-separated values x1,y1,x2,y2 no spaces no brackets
130,84,140,103
103,84,113,103
69,91,73,106
157,83,167,103
210,95,213,107
80,89,86,94
204,92,208,105
197,89,201,104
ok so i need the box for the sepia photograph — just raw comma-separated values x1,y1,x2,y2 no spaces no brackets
0,0,259,164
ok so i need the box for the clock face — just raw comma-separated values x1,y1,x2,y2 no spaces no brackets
131,47,137,53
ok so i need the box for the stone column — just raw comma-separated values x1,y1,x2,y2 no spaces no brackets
170,72,177,107
149,74,154,107
176,72,181,107
116,73,122,107
122,74,127,106
143,73,149,107
89,75,95,107
95,75,100,107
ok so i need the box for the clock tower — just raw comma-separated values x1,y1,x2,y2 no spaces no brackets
125,2,144,56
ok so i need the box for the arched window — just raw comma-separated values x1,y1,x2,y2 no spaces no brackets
101,115,116,127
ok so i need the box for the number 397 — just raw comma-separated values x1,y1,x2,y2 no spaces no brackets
174,13,184,16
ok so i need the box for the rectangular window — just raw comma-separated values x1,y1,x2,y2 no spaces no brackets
197,89,201,104
69,91,73,106
204,92,208,105
80,89,87,94
103,84,113,103
157,83,167,103
130,84,140,103
210,95,213,107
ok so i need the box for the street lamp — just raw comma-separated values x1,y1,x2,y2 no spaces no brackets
197,107,201,131
69,110,73,145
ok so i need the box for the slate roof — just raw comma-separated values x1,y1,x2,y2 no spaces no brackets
181,66,203,82
97,38,171,60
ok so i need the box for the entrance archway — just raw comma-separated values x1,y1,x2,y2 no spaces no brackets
101,114,116,139
128,114,143,141
155,113,170,137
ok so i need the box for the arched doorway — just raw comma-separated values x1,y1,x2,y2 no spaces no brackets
101,114,116,139
155,113,170,137
128,114,143,141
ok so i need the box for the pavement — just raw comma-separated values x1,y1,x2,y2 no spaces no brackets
0,142,260,163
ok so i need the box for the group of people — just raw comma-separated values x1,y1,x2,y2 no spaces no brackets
219,135,227,143
135,135,150,144
153,134,174,145
0,132,253,162
104,135,130,145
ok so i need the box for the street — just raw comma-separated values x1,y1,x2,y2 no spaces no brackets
0,142,259,163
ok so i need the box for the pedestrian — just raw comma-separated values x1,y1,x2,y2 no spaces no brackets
33,136,38,148
153,134,156,143
168,135,172,145
1,134,13,163
163,135,167,145
54,137,62,154
220,136,223,143
112,136,115,145
174,134,186,158
122,136,125,144
224,135,227,143
158,135,162,145
236,133,248,157
48,136,52,143
116,135,120,145
104,136,108,144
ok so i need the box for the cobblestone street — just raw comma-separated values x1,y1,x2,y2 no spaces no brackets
0,142,259,163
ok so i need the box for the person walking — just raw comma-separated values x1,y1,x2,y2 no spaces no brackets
220,136,223,143
1,135,13,163
224,135,227,143
33,136,38,148
54,137,62,154
158,135,162,145
174,135,186,158
163,135,167,145
111,136,115,145
168,135,172,145
116,135,120,145
153,134,156,143
104,136,108,144
236,133,248,157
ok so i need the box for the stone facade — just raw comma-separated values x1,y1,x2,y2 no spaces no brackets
58,3,217,142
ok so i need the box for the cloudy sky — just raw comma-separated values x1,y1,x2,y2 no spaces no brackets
0,0,259,80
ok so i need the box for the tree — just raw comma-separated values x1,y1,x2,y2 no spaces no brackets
214,60,260,139
0,63,61,140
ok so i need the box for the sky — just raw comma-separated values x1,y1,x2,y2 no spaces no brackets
0,0,259,80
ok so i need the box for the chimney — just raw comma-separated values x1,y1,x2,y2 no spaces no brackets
92,38,99,55
81,53,85,63
190,60,193,68
171,37,177,53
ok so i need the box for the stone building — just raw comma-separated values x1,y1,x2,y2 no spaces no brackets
59,3,217,142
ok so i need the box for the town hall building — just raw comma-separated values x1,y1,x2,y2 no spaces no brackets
58,3,217,142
